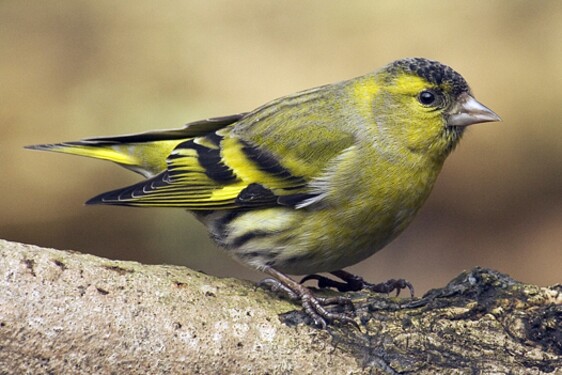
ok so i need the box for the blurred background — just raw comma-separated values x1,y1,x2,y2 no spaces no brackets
1,1,560,295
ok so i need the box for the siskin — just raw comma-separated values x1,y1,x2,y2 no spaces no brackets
27,58,500,327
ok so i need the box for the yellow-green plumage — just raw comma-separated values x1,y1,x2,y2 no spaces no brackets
27,58,500,325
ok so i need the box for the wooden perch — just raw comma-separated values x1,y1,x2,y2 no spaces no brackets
0,239,560,374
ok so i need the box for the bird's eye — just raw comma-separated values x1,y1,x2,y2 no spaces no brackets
418,90,436,105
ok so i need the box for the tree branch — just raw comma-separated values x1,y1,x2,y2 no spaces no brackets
0,239,560,374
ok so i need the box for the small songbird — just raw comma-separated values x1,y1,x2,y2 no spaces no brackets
27,58,500,327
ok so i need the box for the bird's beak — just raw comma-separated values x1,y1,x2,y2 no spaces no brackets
448,93,501,127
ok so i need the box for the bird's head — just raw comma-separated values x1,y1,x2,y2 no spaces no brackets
370,57,501,159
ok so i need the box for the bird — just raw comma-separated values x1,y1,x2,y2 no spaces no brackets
27,57,500,327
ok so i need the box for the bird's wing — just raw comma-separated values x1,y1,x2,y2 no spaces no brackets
87,88,357,209
86,126,354,209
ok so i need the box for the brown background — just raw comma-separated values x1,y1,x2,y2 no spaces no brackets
2,1,561,294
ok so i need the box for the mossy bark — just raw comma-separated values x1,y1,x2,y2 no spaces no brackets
0,239,560,374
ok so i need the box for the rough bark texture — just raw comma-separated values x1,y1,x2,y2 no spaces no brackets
0,239,560,374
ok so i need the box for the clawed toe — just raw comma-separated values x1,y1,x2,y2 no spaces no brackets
300,292,357,329
259,267,359,328
365,278,415,297
259,266,413,328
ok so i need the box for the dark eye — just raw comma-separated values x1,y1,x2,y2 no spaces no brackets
418,90,436,105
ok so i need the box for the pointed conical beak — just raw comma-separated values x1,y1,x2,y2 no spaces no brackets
448,93,501,127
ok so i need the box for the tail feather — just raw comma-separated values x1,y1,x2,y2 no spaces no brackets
25,113,247,178
25,141,178,178
25,142,139,166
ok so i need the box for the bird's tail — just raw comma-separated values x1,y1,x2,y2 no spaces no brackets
25,114,247,178
25,139,184,178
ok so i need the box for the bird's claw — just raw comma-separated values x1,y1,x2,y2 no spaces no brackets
259,277,358,329
365,278,415,298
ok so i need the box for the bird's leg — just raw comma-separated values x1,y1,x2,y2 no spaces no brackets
301,269,414,297
259,266,357,329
